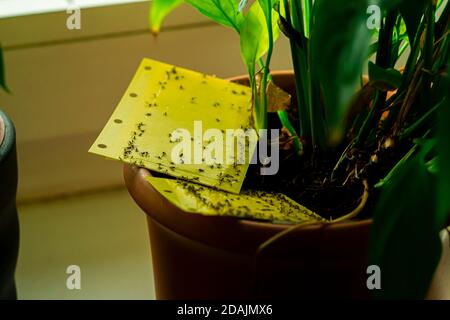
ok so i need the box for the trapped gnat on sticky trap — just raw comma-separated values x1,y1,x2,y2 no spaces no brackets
90,58,324,223
90,58,256,194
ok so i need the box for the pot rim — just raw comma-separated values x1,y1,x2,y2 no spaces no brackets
0,110,15,162
128,165,370,227
0,113,4,147
124,165,372,254
227,69,294,84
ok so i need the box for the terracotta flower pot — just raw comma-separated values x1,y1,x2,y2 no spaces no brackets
124,72,374,299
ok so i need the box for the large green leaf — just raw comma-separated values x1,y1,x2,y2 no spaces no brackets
257,0,280,60
186,0,244,32
369,141,443,299
437,55,450,229
149,0,184,34
240,2,267,77
368,61,402,90
310,0,372,143
0,44,8,92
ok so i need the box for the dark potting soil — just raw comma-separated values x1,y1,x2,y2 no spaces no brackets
242,150,366,221
239,111,365,220
241,125,412,221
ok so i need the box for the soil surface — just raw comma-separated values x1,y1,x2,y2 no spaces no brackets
240,119,363,220
242,150,366,221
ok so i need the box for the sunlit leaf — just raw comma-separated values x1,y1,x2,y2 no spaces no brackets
258,0,281,48
258,0,278,25
240,1,280,77
149,0,184,34
186,0,244,32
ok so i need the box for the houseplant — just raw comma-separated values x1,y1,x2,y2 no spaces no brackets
122,0,449,299
0,44,19,300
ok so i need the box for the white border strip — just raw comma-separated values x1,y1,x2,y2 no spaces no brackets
0,0,146,19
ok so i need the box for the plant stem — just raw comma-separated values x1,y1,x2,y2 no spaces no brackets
423,2,436,106
291,0,305,39
374,143,419,188
376,10,397,68
258,0,275,130
303,0,312,37
284,0,311,138
355,91,385,148
381,19,426,133
355,10,396,148
277,110,303,154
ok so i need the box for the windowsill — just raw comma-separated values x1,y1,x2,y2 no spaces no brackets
0,0,146,19
0,1,208,49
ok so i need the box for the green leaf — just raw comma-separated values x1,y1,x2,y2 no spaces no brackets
149,0,184,34
240,2,266,77
304,0,312,37
368,32,408,58
399,0,428,44
186,0,244,32
277,10,304,48
240,1,279,77
437,55,450,229
369,141,443,299
257,0,279,62
0,44,9,93
258,0,277,24
425,156,439,175
277,110,302,154
368,61,402,90
310,0,372,143
374,143,418,189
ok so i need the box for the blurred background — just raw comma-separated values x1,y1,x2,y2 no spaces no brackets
0,0,292,299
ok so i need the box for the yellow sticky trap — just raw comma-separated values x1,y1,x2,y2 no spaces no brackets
147,177,326,223
89,58,257,193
